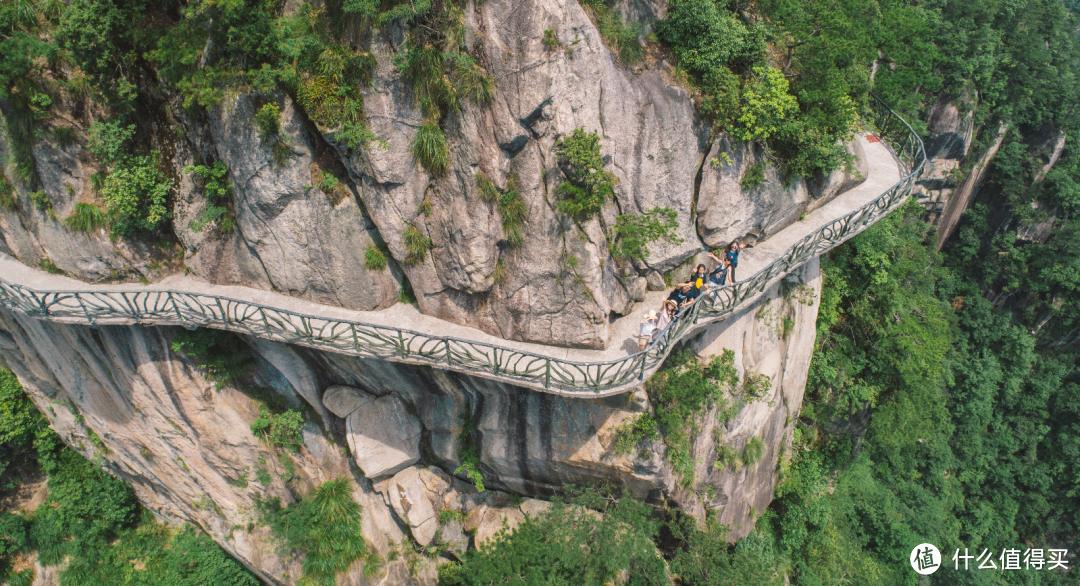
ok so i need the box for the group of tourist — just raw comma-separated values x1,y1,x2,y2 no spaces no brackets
636,240,747,351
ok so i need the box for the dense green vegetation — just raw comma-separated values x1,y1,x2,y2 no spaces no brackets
256,478,379,585
0,369,258,586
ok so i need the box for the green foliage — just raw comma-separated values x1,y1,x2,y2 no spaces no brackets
454,412,484,492
183,161,235,234
713,443,741,472
364,246,388,271
554,128,616,220
542,29,559,50
739,162,766,190
256,478,368,586
491,257,508,285
403,225,431,266
250,407,305,452
0,172,16,211
732,67,799,143
657,0,762,74
741,436,765,467
668,514,784,586
498,176,527,247
52,125,76,148
170,329,255,389
64,203,105,233
411,120,450,174
39,257,62,274
609,414,658,456
580,0,642,64
86,120,134,166
99,155,172,236
255,102,281,141
443,486,667,586
29,190,52,215
6,399,251,583
742,371,771,400
398,280,416,304
646,349,739,485
610,207,682,260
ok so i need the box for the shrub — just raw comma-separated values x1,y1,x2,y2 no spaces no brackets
732,67,798,143
581,0,643,64
475,171,500,204
454,413,484,492
254,102,281,141
741,436,765,466
743,370,772,400
740,162,766,190
419,197,432,217
442,486,666,585
30,190,52,215
256,478,368,586
492,258,508,285
554,128,616,220
64,203,106,233
100,155,172,236
170,328,255,389
543,29,559,50
86,120,135,166
52,126,77,148
714,443,741,472
184,161,235,233
398,280,416,304
250,407,304,452
645,349,739,485
403,225,431,266
657,0,762,73
0,173,16,211
364,246,388,270
411,120,449,174
610,207,683,260
270,138,291,167
498,177,528,247
39,258,62,274
610,414,659,455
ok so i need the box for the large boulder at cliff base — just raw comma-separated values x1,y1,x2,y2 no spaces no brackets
346,394,422,479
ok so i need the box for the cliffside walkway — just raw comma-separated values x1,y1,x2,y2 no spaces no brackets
0,96,923,398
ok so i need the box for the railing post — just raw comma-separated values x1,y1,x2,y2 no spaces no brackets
545,359,551,388
446,339,452,366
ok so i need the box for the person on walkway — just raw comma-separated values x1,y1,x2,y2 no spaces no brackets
667,283,694,308
654,300,678,339
723,240,747,283
689,264,709,299
638,310,658,351
706,252,729,287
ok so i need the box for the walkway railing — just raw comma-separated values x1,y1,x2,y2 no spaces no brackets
0,95,924,398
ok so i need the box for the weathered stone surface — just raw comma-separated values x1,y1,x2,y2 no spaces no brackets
472,506,526,548
807,138,869,206
346,394,421,480
176,93,404,312
382,466,454,546
0,314,406,585
322,385,373,418
679,257,822,540
696,136,809,249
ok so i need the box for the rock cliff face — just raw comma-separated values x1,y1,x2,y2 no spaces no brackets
0,0,862,351
0,256,820,583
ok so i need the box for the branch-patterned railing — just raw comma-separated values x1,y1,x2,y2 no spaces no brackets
0,95,924,398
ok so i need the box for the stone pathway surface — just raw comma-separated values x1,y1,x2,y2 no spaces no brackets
0,134,904,395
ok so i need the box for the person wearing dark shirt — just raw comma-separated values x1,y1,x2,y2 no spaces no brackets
667,283,693,307
724,240,747,283
689,264,708,299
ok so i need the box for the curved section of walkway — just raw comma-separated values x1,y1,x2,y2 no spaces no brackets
0,96,924,398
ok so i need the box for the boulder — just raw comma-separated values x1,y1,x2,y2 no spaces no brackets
346,395,421,479
383,467,454,546
468,505,526,548
322,385,373,418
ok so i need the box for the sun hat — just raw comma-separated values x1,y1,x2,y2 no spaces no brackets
646,310,657,319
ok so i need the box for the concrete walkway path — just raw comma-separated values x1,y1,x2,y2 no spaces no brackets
0,134,904,395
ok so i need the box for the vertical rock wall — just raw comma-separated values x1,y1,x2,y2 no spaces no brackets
0,257,819,581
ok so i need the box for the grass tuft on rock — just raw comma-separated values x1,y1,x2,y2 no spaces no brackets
64,203,106,233
411,120,450,174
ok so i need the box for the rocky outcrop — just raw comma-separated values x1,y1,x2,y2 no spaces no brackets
0,0,866,352
0,251,821,579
